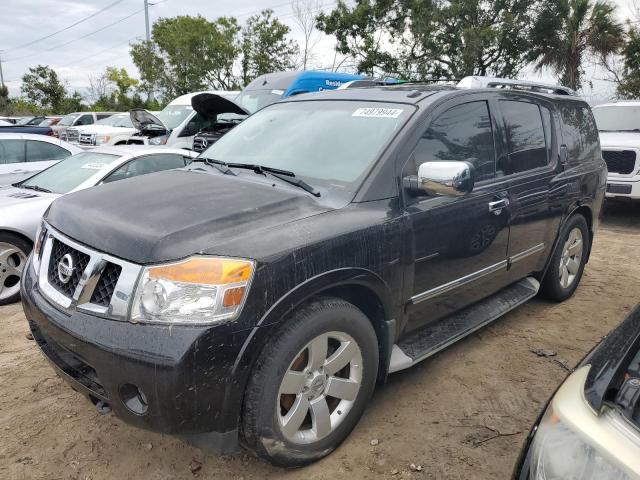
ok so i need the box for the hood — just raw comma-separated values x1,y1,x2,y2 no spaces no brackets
582,304,640,412
45,169,333,264
598,131,640,149
75,124,133,135
0,185,59,208
129,109,167,132
191,93,249,119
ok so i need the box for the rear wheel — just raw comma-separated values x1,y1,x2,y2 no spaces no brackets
241,297,378,467
0,233,32,305
539,215,589,301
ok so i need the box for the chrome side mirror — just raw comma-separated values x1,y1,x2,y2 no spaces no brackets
406,161,474,197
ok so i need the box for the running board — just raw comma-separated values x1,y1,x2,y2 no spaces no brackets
389,277,540,373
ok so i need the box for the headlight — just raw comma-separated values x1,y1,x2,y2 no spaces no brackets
95,135,110,145
529,404,632,480
31,222,47,274
149,134,169,145
130,256,254,325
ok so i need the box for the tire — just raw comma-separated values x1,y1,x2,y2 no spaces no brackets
0,232,32,306
241,297,379,467
539,214,589,302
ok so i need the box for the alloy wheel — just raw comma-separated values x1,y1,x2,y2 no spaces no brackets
0,242,28,302
559,227,583,289
277,331,363,444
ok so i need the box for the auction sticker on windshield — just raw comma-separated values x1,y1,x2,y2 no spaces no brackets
81,163,107,170
352,107,404,118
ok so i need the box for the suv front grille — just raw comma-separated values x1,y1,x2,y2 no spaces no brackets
90,262,122,307
79,133,94,145
47,239,90,297
603,150,636,174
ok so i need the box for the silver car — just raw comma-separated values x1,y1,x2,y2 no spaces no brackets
0,145,198,304
0,132,81,185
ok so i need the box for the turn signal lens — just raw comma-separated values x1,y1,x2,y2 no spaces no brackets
148,257,252,285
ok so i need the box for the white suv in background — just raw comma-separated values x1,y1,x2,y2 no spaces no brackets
592,102,640,200
67,113,137,148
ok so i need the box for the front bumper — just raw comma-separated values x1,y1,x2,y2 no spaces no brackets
606,175,640,199
21,262,252,451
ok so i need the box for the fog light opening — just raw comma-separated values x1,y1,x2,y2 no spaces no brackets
120,383,149,415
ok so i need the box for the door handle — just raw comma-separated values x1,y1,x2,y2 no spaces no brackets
11,169,29,174
488,198,510,215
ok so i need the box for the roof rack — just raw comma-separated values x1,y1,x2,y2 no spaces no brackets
457,76,577,96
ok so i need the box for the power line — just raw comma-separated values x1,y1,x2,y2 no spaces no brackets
3,7,145,63
3,0,125,52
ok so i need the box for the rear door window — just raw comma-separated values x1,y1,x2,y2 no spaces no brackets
0,139,26,164
26,141,71,162
500,100,548,174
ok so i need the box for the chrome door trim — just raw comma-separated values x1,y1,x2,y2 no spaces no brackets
409,260,508,305
509,243,545,265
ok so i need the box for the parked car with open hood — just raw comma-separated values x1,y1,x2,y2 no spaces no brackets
0,132,81,185
22,78,605,466
592,101,640,200
0,145,197,305
66,113,136,148
514,305,640,479
191,70,365,152
125,91,239,149
54,112,118,142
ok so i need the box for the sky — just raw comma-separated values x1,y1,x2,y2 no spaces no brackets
0,0,637,104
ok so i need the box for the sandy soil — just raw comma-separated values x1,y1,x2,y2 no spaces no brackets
1,201,640,480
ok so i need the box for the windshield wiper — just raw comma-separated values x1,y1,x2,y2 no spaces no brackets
19,184,52,193
201,158,236,176
226,163,321,197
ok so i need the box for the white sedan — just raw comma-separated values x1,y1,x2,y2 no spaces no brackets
0,145,198,305
0,132,81,185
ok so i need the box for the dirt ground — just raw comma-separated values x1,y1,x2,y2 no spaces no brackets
1,201,640,480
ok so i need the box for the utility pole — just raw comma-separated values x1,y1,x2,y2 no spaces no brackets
144,0,150,42
0,51,5,90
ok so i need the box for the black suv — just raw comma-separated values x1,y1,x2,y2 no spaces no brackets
21,80,606,467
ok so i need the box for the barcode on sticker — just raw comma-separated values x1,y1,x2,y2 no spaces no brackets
81,163,107,170
352,107,403,118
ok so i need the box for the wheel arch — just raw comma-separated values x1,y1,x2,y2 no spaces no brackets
220,269,399,431
0,228,34,248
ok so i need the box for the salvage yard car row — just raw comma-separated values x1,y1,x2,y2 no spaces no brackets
2,72,640,477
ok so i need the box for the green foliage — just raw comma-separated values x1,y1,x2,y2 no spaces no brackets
21,65,67,111
130,15,241,98
241,10,299,84
528,0,623,90
317,0,538,80
106,67,138,100
618,25,640,99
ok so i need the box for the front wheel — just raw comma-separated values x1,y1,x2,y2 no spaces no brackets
241,297,379,467
539,214,589,301
0,233,32,305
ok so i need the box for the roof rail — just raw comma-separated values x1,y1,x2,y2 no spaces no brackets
457,76,577,96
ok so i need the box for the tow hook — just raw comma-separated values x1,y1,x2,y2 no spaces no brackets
95,400,112,415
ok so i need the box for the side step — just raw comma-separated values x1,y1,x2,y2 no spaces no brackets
389,277,539,373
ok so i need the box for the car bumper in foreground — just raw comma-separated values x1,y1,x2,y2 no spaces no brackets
21,263,252,452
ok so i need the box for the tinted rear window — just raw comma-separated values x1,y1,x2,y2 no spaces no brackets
558,102,600,165
500,100,548,174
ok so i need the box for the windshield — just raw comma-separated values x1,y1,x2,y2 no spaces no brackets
200,101,411,194
95,115,125,126
58,113,78,126
157,105,193,129
234,89,283,114
38,119,51,127
21,152,119,194
16,117,35,125
593,106,640,132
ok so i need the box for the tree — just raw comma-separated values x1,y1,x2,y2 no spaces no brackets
21,65,67,111
130,15,241,99
528,0,624,90
106,67,138,102
86,72,112,104
317,0,539,80
617,24,640,98
292,0,323,69
241,10,299,85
